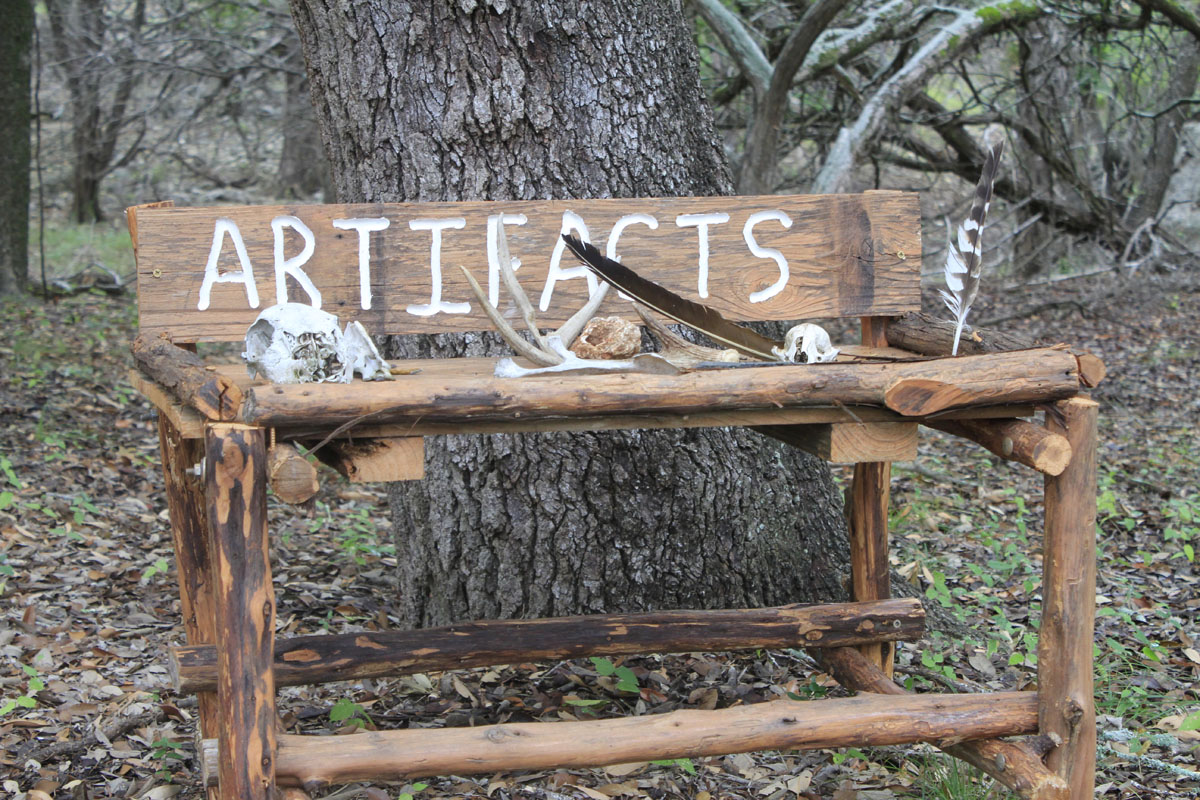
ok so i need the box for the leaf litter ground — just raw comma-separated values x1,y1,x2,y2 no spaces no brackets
0,267,1197,800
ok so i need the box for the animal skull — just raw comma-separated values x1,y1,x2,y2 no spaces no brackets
242,303,390,383
773,323,839,364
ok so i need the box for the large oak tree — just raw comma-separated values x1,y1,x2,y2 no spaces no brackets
289,0,850,626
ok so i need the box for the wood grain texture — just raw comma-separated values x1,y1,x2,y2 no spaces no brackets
850,460,892,673
886,311,1105,388
155,415,221,800
852,316,894,675
239,348,1081,428
132,369,206,436
929,418,1072,476
132,365,1038,441
1038,398,1098,799
205,423,276,800
199,691,1037,788
317,437,424,483
130,193,921,342
818,647,1068,800
886,310,1036,355
267,443,320,504
171,598,925,693
132,334,243,420
753,422,916,463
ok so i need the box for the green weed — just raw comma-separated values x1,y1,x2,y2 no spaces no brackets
0,665,45,716
591,656,639,693
908,753,997,799
329,696,372,729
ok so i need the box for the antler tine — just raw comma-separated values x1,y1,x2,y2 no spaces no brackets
633,305,737,367
495,221,554,353
555,281,610,346
459,266,562,366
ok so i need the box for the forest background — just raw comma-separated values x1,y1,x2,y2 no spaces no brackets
0,0,1198,798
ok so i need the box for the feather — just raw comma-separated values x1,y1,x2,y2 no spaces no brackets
560,234,782,361
940,142,1004,355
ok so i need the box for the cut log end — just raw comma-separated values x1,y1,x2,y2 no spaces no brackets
929,419,1072,476
1075,353,1106,388
268,444,320,504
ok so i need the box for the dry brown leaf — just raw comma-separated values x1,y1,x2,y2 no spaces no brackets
833,779,859,800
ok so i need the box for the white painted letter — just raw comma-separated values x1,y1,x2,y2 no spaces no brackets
333,217,391,309
271,215,320,306
744,210,793,303
675,212,729,298
198,218,259,310
486,213,528,307
607,213,658,301
540,211,599,312
406,218,470,317
607,213,658,261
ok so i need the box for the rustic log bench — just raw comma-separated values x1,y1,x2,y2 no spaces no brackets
126,193,1098,800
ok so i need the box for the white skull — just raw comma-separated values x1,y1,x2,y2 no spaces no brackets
773,323,839,364
242,303,390,383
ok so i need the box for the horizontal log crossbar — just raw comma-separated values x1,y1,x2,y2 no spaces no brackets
200,691,1039,788
172,598,924,694
928,417,1072,476
240,348,1081,428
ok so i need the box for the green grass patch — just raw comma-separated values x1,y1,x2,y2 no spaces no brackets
28,219,135,281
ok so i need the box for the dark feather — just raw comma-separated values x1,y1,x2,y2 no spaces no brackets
561,234,782,361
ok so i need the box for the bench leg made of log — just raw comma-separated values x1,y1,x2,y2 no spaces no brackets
850,317,894,676
205,423,277,800
849,460,893,676
157,415,222,800
1038,397,1099,798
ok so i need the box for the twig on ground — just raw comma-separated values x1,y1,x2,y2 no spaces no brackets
17,708,167,766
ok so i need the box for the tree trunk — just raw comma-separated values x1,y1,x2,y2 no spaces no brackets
276,37,334,201
45,0,144,223
0,0,33,296
289,0,851,626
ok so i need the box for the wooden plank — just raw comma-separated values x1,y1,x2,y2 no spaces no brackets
172,598,925,693
318,437,424,482
130,193,921,341
755,422,916,463
199,692,1039,788
1038,397,1098,799
205,423,276,800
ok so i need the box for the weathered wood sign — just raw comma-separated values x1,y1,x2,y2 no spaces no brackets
130,193,920,342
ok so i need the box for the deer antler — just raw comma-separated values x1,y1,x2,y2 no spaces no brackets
460,220,610,367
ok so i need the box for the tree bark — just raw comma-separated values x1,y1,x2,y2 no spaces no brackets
0,0,33,296
277,36,334,201
289,0,851,627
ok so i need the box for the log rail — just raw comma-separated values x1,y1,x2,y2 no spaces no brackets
240,347,1080,428
199,691,1041,790
172,598,926,693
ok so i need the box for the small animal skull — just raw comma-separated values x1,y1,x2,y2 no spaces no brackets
773,323,839,364
242,303,390,383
